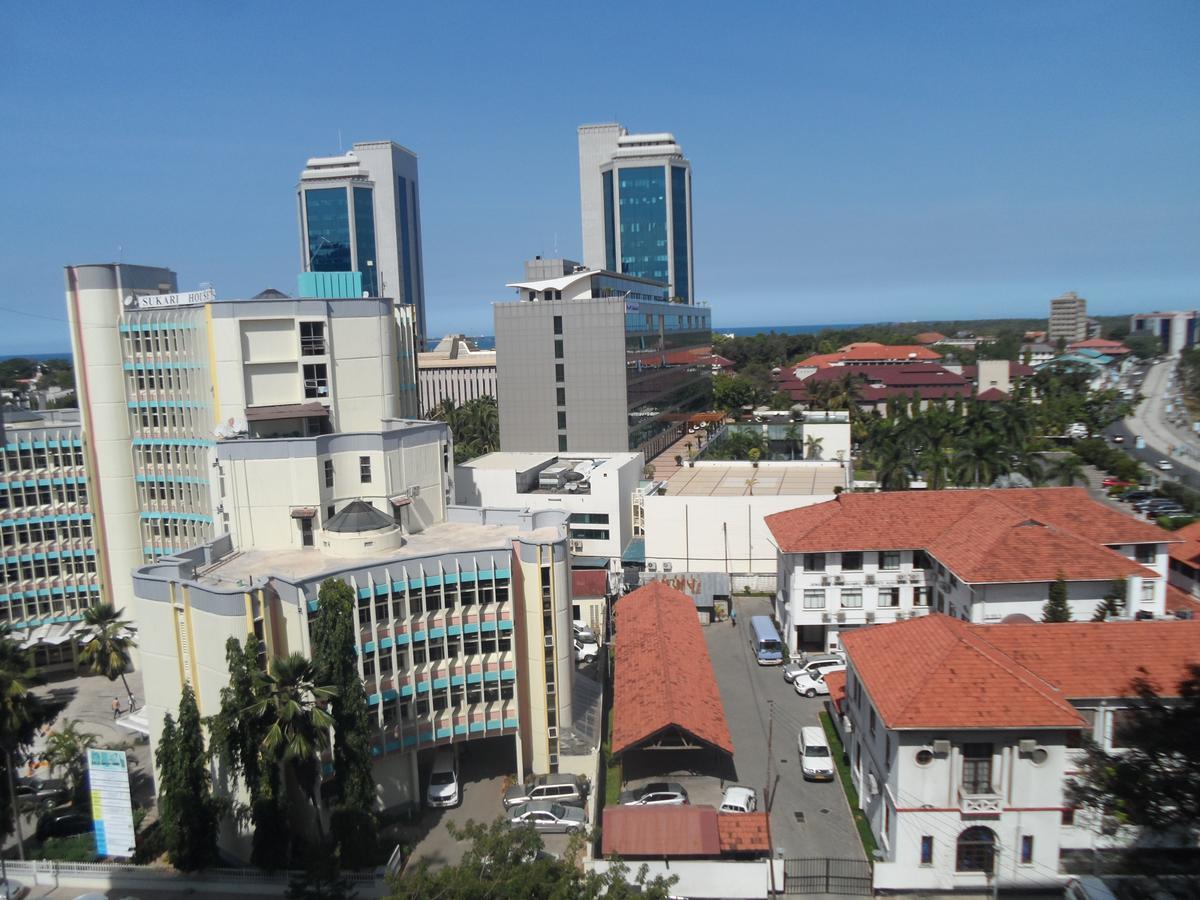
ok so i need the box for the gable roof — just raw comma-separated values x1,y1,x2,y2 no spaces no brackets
717,812,771,854
764,488,1172,584
571,569,609,599
794,343,943,369
1167,521,1200,567
602,806,722,858
611,583,733,756
842,614,1200,730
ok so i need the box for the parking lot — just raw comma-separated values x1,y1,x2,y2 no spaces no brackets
705,596,865,861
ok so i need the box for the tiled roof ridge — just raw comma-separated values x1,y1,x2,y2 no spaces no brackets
955,627,1083,722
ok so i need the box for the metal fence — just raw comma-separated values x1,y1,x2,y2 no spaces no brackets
782,857,873,896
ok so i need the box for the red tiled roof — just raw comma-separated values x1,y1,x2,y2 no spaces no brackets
842,615,1200,730
612,583,733,756
602,806,721,858
1069,338,1131,354
915,332,947,344
825,669,847,713
975,387,1009,401
571,569,608,599
1166,584,1200,614
717,813,771,854
794,343,942,369
765,488,1172,584
1167,521,1200,566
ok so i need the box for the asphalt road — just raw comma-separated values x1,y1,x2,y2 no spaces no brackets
1108,358,1200,489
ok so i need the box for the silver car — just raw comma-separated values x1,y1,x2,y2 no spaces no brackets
783,654,844,683
505,800,587,833
618,781,689,806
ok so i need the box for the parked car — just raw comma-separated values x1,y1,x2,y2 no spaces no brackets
505,800,587,833
798,726,836,781
1102,477,1135,488
793,666,844,698
426,748,459,808
572,621,598,644
1110,435,1125,444
503,773,589,810
15,777,69,813
1157,460,1174,471
782,654,845,684
719,786,758,813
36,808,93,842
618,781,689,806
573,638,599,663
1121,491,1155,503
1148,505,1186,519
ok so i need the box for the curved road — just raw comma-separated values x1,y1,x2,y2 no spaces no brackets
1107,358,1200,489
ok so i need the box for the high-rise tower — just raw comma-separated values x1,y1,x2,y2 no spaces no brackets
577,124,694,303
298,140,427,344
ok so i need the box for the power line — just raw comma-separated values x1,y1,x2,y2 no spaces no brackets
0,304,67,323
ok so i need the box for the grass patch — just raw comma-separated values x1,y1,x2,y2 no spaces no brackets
35,833,99,862
819,710,878,859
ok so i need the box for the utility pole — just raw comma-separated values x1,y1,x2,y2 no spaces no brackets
765,699,777,895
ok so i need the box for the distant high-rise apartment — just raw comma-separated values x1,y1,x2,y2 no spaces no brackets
1048,291,1088,344
578,124,694,303
64,263,419,606
495,263,711,455
298,141,427,344
1,407,102,672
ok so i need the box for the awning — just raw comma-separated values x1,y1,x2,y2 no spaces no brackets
245,402,329,422
622,538,646,565
571,555,610,569
290,507,317,519
389,495,413,507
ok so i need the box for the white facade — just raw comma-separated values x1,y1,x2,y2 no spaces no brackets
1130,310,1199,355
455,451,642,565
417,335,497,416
1049,292,1088,344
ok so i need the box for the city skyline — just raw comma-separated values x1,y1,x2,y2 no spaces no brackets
2,2,1197,354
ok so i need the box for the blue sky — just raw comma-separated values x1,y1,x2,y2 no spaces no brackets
1,2,1196,353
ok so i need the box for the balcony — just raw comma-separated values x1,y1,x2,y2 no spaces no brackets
958,785,1003,814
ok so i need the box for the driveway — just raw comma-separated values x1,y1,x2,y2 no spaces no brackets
706,596,865,861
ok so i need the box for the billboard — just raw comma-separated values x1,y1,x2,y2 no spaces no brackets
87,748,136,858
123,287,215,310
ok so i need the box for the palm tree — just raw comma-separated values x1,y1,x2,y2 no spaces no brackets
784,423,802,460
953,432,1010,486
1048,453,1086,486
0,625,47,850
42,718,97,801
804,434,824,460
919,446,953,490
246,653,336,823
78,603,136,709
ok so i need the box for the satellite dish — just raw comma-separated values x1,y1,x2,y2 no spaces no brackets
123,295,135,308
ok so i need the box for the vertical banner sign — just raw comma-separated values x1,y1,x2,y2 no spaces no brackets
87,748,136,858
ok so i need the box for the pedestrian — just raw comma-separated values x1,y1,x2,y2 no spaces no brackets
730,607,737,628
112,697,120,720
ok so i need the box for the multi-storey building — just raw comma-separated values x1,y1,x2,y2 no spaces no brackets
840,615,1200,893
298,140,427,343
495,266,712,455
417,335,497,416
767,488,1173,654
455,451,643,567
132,416,581,846
64,262,419,607
1048,291,1088,345
0,408,101,671
578,124,694,302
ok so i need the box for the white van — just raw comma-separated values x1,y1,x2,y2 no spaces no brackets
426,748,459,808
797,726,835,781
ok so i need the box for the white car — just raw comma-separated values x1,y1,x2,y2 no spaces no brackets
573,638,598,663
719,786,757,813
1157,460,1174,471
793,666,843,698
573,620,598,644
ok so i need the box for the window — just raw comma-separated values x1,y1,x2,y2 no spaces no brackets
961,743,993,794
303,363,328,398
299,518,313,547
956,827,995,874
869,708,876,736
555,363,565,382
803,553,825,572
1110,709,1139,748
557,411,567,430
914,587,930,607
1134,544,1155,564
920,835,934,866
1020,835,1034,865
881,551,900,570
360,456,372,484
554,340,564,360
1141,581,1154,603
553,315,563,335
1067,708,1096,747
1061,807,1075,826
879,587,901,608
556,387,565,406
840,589,862,609
558,435,568,451
912,550,930,570
841,552,862,571
300,321,326,355
803,589,825,610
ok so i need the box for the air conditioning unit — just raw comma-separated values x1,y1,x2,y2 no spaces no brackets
569,540,583,553
897,611,910,621
821,612,832,623
866,575,875,585
836,611,846,622
662,561,673,572
547,726,558,739
834,576,844,585
646,562,657,572
865,612,875,623
1018,739,1038,754
408,484,421,498
931,739,951,755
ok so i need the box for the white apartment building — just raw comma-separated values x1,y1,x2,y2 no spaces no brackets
1049,291,1088,344
64,263,419,607
767,488,1173,654
455,451,642,567
0,408,102,671
417,334,497,416
839,615,1200,893
1129,309,1199,355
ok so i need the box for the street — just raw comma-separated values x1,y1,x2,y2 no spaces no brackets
1111,357,1200,488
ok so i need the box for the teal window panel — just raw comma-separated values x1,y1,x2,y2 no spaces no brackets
436,727,451,739
453,724,468,735
402,734,417,748
500,670,516,681
416,681,431,693
486,721,501,731
382,689,398,702
429,627,445,639
447,625,462,637
379,637,394,651
432,677,448,690
360,641,376,654
394,633,411,646
450,675,465,687
481,622,497,632
463,623,479,634
400,685,414,697
499,621,513,631
503,718,519,729
466,673,482,685
368,693,381,705
469,722,485,733
412,631,427,642
483,671,499,683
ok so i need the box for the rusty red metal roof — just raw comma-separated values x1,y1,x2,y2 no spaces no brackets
602,806,721,858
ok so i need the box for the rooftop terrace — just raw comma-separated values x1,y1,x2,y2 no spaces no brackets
664,462,844,497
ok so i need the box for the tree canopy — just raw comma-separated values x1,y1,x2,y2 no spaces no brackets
430,396,499,463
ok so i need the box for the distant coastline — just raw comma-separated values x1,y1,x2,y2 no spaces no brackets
1,351,73,362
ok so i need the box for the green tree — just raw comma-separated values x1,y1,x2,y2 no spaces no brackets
712,373,761,411
157,684,220,871
1123,331,1162,360
1092,578,1126,622
311,579,378,868
0,625,50,843
78,603,136,709
388,818,678,899
1042,573,1072,623
42,719,97,803
431,396,500,463
804,434,824,460
1048,453,1086,486
1068,664,1200,872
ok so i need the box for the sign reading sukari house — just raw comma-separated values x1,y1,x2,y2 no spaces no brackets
123,286,215,309
87,748,136,857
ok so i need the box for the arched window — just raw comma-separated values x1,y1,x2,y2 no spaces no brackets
956,826,996,874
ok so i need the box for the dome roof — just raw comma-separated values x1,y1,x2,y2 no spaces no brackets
323,500,393,534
